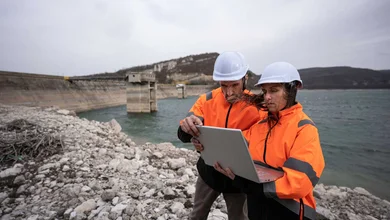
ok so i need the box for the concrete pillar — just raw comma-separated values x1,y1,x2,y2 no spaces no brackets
150,81,157,111
126,72,157,113
176,84,187,99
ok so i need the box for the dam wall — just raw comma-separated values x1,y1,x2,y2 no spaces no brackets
0,71,213,112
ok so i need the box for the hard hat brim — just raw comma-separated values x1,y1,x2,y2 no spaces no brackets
213,66,249,81
254,79,303,87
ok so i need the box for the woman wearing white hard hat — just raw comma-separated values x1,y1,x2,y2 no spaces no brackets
215,62,326,220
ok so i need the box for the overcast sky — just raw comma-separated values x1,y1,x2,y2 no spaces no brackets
1,0,389,76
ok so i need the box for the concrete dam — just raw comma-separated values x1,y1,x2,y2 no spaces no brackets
0,71,214,112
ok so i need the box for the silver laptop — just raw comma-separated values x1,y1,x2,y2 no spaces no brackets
195,125,284,183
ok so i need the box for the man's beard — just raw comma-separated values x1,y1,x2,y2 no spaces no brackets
225,94,239,104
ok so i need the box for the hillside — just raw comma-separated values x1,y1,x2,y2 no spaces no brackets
299,67,390,89
93,53,390,89
90,53,219,85
380,70,390,74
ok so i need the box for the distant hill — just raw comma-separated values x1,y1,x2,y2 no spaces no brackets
91,53,219,85
380,70,390,74
299,67,390,89
91,53,390,89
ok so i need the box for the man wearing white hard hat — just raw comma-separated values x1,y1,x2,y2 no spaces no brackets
178,52,263,220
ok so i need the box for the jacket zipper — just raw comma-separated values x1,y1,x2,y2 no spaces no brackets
225,104,233,128
263,116,279,165
299,198,304,220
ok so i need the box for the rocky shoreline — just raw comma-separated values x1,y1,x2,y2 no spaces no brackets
0,104,389,220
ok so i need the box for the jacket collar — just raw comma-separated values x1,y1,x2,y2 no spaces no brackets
268,102,302,123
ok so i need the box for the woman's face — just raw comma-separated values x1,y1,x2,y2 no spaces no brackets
261,83,287,113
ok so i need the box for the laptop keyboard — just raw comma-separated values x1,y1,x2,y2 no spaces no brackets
254,165,283,182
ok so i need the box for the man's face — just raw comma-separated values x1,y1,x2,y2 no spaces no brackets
220,79,244,104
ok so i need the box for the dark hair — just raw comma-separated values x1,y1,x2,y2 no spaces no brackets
282,81,299,110
240,92,266,110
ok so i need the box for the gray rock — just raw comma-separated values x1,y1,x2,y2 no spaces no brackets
101,190,116,202
112,197,119,205
50,180,57,188
11,209,25,217
16,184,27,195
353,187,371,196
0,192,7,203
99,148,108,156
79,167,90,172
185,185,196,197
27,215,39,220
208,209,228,220
144,189,156,197
38,163,57,172
125,204,135,216
64,208,73,218
31,206,40,213
1,214,12,220
89,180,102,191
57,109,70,115
109,119,122,133
129,191,139,199
167,158,186,170
170,202,184,214
184,200,193,208
45,210,57,220
13,175,26,185
88,206,106,219
184,168,195,177
81,185,91,192
109,212,119,220
59,157,70,164
0,164,23,178
96,211,110,220
316,206,338,220
35,174,45,180
366,215,378,220
111,203,127,214
152,152,164,159
74,199,97,214
62,165,70,171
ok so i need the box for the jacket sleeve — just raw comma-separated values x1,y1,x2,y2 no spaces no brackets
263,123,325,199
242,126,252,145
177,94,206,143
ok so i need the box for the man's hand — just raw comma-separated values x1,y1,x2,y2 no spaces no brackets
180,115,203,137
214,162,235,180
191,137,204,152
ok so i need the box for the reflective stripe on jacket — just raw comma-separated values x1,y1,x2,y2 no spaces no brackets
243,103,325,219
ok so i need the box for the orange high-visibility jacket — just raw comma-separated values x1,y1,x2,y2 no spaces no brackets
179,87,262,192
181,87,261,131
243,103,325,220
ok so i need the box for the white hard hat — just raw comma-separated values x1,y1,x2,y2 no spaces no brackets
255,62,303,87
213,51,249,81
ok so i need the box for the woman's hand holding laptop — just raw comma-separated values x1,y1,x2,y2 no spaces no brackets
214,162,235,180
